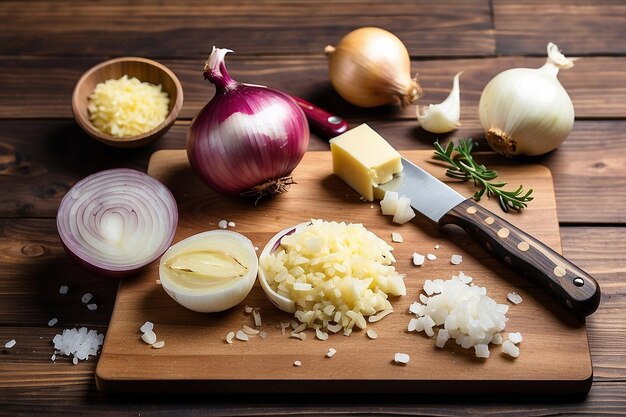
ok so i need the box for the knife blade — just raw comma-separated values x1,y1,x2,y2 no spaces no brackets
378,157,601,317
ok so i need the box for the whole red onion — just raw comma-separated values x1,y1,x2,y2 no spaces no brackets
187,47,309,200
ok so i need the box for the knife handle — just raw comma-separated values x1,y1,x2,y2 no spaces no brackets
438,199,601,317
291,96,349,139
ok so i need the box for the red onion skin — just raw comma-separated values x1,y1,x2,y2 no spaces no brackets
187,49,309,196
56,168,178,279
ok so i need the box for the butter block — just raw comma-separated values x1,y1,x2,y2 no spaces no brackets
329,124,402,201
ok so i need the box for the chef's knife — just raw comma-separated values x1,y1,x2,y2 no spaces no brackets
379,157,601,317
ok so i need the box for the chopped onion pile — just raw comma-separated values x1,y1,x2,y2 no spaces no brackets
56,168,178,278
408,272,521,358
259,219,406,334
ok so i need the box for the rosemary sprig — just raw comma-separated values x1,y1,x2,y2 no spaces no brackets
433,138,534,212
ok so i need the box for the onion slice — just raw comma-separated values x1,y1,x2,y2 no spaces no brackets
56,168,178,278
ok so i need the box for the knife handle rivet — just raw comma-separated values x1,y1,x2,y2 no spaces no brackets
484,216,495,225
497,228,510,238
517,241,530,251
554,265,567,277
466,206,477,214
573,277,585,287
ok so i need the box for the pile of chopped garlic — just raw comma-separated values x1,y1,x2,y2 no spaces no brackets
260,219,406,333
88,75,170,137
408,272,521,359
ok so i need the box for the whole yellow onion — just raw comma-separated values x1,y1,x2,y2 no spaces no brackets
325,27,422,108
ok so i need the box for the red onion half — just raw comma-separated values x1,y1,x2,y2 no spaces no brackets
56,168,178,278
187,47,309,200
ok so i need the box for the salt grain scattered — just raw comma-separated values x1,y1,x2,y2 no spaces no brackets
59,285,69,295
244,305,253,314
507,292,523,305
426,253,437,261
140,321,154,334
474,344,490,358
502,340,520,358
152,341,165,349
52,327,104,363
141,330,157,345
236,330,249,341
51,353,56,361
259,331,268,339
48,318,58,327
226,331,235,344
412,252,425,266
218,220,228,229
227,221,236,228
87,303,98,311
394,352,410,365
391,232,403,243
508,332,523,344
293,360,302,367
326,348,337,358
81,293,93,304
434,244,440,250
450,254,463,265
366,329,378,340
4,339,16,349
72,357,79,365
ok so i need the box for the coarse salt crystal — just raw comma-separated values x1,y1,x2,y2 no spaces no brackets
140,321,154,334
87,303,97,311
366,329,378,339
81,293,93,304
474,344,490,358
508,332,523,344
507,292,523,305
52,327,104,363
259,331,268,339
152,341,165,349
394,352,410,364
244,306,253,314
227,221,236,227
502,340,520,358
434,244,440,250
59,285,69,295
51,353,56,362
141,331,157,345
48,318,58,327
450,254,463,265
391,232,403,243
72,357,79,365
4,339,16,349
412,252,425,266
326,348,337,358
427,253,437,261
253,310,262,327
293,360,302,367
218,220,228,229
236,330,249,341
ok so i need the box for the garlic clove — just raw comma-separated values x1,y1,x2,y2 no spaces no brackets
417,72,462,134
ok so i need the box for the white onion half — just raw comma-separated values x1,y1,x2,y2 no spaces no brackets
159,230,258,313
56,168,178,278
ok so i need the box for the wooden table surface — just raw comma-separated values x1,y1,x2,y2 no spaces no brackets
1,1,624,415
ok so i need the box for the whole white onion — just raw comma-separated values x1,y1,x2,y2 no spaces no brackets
187,47,309,200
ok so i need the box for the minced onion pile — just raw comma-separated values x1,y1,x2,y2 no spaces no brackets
259,219,406,334
408,272,521,358
56,168,178,277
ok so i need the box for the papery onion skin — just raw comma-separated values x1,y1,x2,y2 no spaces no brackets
187,47,309,199
326,27,422,108
56,168,178,278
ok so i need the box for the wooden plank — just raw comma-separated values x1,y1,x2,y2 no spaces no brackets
0,0,494,58
494,0,626,55
1,118,624,223
1,56,626,120
94,149,593,394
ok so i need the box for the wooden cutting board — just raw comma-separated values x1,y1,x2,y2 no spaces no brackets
95,150,592,394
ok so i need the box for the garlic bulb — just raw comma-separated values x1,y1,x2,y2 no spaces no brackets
417,72,462,134
325,27,423,108
479,42,576,156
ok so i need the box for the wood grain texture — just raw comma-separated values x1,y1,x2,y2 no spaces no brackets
1,119,624,225
94,149,591,394
0,0,494,58
494,0,626,55
2,56,626,119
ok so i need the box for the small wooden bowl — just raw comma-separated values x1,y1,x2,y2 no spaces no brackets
72,57,183,148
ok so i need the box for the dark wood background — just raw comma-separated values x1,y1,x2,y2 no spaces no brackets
1,1,625,415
